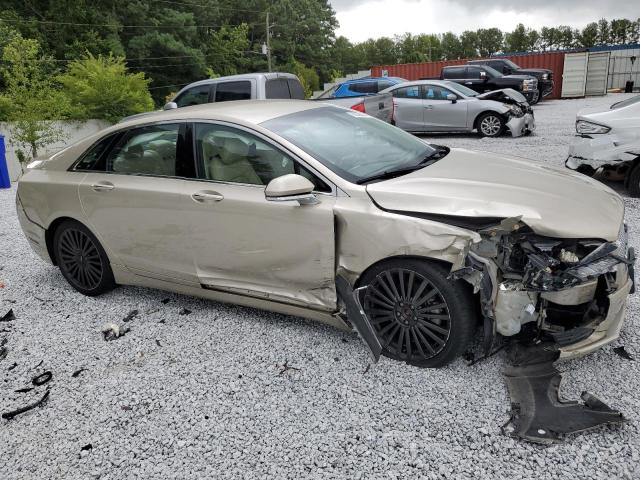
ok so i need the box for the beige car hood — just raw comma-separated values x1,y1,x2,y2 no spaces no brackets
366,148,624,241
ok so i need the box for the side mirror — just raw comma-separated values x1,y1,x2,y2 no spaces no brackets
265,174,318,205
446,93,457,104
479,71,488,81
163,102,178,111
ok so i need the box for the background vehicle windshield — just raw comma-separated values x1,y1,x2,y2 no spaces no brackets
503,59,520,70
482,65,503,78
262,107,435,183
444,81,478,97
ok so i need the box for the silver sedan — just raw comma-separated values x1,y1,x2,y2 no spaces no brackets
381,80,535,137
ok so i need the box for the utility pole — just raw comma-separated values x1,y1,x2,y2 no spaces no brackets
266,11,272,72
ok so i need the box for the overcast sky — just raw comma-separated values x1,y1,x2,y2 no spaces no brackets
331,0,639,42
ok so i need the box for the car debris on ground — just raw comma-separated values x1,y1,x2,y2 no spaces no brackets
2,390,50,421
613,345,635,361
1,309,15,322
101,323,129,341
502,342,627,444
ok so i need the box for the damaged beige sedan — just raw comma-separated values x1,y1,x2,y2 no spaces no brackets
16,101,635,367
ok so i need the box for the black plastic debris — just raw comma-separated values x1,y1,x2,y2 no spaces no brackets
72,368,86,378
7,362,17,371
32,371,52,386
613,346,635,361
161,298,171,304
15,387,33,393
155,339,161,347
0,309,15,322
2,390,50,420
122,309,139,322
503,343,626,444
0,338,7,361
179,308,192,316
80,444,93,452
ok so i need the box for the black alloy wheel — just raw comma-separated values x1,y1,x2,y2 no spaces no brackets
361,260,475,367
54,220,115,296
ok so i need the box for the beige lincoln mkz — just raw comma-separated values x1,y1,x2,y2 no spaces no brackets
16,101,634,367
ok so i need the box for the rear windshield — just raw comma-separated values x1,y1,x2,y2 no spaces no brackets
262,106,434,183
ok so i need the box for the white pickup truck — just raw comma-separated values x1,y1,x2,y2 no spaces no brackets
163,72,394,123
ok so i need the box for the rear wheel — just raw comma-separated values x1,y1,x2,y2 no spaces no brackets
477,113,505,138
360,260,476,368
53,220,115,296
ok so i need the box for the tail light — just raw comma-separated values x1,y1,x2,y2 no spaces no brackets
392,99,397,124
351,102,366,113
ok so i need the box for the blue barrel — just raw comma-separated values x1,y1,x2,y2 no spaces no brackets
0,135,10,188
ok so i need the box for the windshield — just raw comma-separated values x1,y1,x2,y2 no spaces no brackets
611,95,640,110
483,65,503,78
503,59,520,70
444,81,478,97
262,106,436,183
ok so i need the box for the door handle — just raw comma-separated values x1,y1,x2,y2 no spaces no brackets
464,82,473,85
192,191,224,203
424,105,434,109
91,181,115,192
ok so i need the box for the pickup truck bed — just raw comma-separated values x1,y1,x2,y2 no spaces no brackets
314,94,394,123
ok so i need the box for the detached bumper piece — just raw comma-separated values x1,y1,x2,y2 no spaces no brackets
502,343,626,444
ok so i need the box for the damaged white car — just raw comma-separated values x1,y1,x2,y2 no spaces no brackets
566,95,640,195
16,101,634,368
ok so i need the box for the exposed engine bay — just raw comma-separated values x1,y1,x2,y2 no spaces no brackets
454,217,634,349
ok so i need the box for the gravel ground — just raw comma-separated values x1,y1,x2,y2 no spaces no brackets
1,94,640,479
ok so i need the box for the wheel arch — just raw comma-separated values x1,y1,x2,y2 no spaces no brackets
353,254,455,289
473,109,507,130
45,216,108,266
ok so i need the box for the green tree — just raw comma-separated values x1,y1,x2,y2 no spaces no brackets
556,25,575,48
459,31,479,58
597,19,611,44
611,18,634,44
504,24,529,52
205,24,251,78
577,22,599,47
440,32,463,60
1,34,69,161
540,27,560,50
58,53,154,123
476,28,503,57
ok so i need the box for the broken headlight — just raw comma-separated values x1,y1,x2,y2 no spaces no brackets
506,104,524,117
576,120,611,135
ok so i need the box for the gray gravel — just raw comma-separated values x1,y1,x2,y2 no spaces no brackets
1,94,640,479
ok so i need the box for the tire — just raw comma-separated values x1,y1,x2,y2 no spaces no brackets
359,259,476,368
53,220,115,296
531,89,541,104
476,113,505,138
627,163,640,197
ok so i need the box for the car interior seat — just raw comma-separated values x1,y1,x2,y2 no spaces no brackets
206,136,263,185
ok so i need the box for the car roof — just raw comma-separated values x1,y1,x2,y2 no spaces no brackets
173,72,299,98
116,100,333,129
383,79,458,89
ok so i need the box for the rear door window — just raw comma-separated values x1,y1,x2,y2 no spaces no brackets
73,134,119,171
349,81,378,94
265,78,291,99
104,124,186,177
392,86,421,99
174,85,211,107
214,81,252,102
287,79,306,99
443,67,466,79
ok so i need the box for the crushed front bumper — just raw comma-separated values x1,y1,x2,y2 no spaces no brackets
566,134,640,171
506,112,536,137
559,264,633,359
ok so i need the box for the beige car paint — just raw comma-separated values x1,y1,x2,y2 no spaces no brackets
16,100,632,360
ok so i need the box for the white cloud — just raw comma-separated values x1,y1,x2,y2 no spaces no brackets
331,0,639,42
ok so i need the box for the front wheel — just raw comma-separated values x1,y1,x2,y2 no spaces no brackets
360,260,476,368
626,162,640,198
531,90,541,104
53,220,116,296
477,113,505,138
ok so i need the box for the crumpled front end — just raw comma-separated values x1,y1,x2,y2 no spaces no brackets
454,218,634,358
566,135,640,173
506,111,535,137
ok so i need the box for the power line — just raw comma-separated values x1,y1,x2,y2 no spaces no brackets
150,0,265,14
148,82,191,90
0,17,263,29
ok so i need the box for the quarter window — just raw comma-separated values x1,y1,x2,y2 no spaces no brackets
194,123,330,192
104,124,182,176
214,81,252,102
175,85,211,107
287,79,306,99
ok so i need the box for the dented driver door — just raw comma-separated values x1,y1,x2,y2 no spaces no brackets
184,122,337,311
